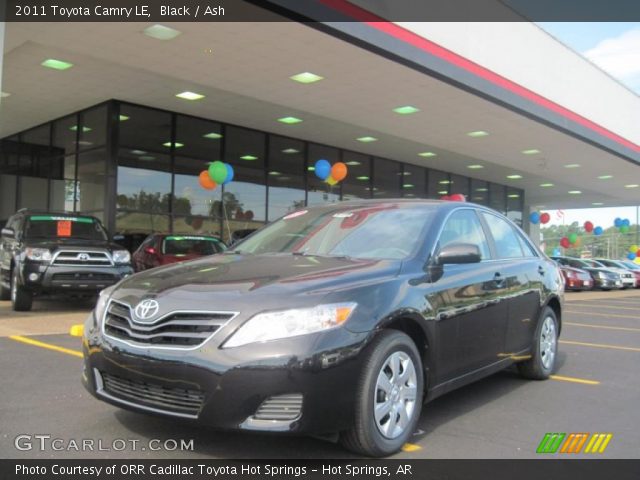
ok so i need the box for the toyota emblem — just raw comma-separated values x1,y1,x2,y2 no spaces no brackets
77,253,90,261
134,299,160,321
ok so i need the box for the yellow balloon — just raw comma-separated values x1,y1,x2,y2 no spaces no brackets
635,257,640,265
630,245,639,253
326,176,338,186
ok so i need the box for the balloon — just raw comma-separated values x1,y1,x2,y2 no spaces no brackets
330,162,348,182
529,212,540,224
593,226,603,236
222,163,234,185
628,252,636,261
614,217,622,227
568,233,578,244
326,176,338,186
622,218,630,227
314,159,331,180
449,193,466,202
199,170,217,190
440,195,450,201
584,221,594,233
540,213,551,224
620,225,630,234
560,237,570,248
630,245,639,253
208,161,228,184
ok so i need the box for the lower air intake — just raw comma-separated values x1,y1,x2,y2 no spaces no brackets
254,394,303,421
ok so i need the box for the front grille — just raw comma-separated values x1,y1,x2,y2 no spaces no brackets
254,394,303,421
100,371,204,416
52,272,115,281
53,250,112,267
104,300,235,348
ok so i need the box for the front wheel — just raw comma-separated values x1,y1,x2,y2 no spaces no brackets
11,269,33,312
518,307,558,380
340,330,423,457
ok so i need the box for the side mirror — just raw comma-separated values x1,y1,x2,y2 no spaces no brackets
1,228,15,238
436,243,482,265
113,234,125,241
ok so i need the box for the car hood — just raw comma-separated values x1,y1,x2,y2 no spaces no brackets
25,238,123,251
561,266,589,275
111,253,401,313
582,267,618,276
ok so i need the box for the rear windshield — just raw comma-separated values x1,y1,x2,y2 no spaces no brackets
161,236,225,256
24,215,108,241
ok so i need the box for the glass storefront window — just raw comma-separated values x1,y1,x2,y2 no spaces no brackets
0,174,17,221
53,115,78,157
341,151,371,201
119,104,172,154
506,187,524,226
116,211,170,234
267,136,305,220
18,176,48,210
307,143,340,206
401,164,427,198
372,157,401,199
176,115,222,161
117,151,171,214
428,169,450,199
489,183,507,214
449,174,470,198
77,149,107,212
470,178,489,205
79,106,107,151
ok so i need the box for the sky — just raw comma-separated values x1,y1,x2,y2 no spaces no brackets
535,23,640,227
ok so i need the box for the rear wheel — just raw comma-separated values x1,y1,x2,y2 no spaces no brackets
11,268,33,312
518,307,558,380
340,330,423,457
0,273,9,300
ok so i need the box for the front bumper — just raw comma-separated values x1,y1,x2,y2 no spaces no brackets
595,278,623,289
20,262,133,293
82,315,370,434
564,278,593,291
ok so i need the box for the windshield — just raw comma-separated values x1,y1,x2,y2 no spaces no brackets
24,215,108,241
162,236,225,256
622,261,640,270
234,203,435,260
583,259,605,268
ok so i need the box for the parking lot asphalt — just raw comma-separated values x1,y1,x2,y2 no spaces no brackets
1,290,639,459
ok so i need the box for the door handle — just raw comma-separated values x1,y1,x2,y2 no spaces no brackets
494,272,506,287
538,266,546,275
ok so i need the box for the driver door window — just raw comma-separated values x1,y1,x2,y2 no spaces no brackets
438,209,491,260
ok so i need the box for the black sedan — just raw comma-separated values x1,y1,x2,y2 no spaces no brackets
82,200,563,457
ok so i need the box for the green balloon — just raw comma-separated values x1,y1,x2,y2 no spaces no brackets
568,233,578,244
620,225,630,234
208,161,228,184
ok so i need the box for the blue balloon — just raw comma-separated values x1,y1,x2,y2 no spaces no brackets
593,226,603,236
628,252,636,260
622,218,630,227
614,217,622,227
314,159,331,180
529,212,540,224
223,163,234,185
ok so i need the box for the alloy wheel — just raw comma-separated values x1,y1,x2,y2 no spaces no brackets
540,315,557,370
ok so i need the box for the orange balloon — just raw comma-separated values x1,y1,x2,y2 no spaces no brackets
331,162,348,182
199,170,217,190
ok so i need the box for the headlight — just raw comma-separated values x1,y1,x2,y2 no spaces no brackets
224,302,357,348
597,272,607,279
112,250,131,264
94,285,116,324
25,248,52,262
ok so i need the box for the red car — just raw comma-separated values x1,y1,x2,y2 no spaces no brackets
556,263,593,291
132,234,226,272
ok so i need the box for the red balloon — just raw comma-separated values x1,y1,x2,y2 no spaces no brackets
560,237,570,248
449,193,466,202
199,170,217,190
540,212,551,224
440,195,450,201
584,221,594,233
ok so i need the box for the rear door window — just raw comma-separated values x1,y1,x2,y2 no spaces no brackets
481,212,524,259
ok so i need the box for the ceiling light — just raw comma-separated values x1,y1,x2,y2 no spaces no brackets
467,131,489,138
307,166,315,171
592,202,604,206
476,187,488,192
176,91,205,101
403,184,415,189
597,175,613,180
282,148,299,154
345,161,361,166
268,171,281,176
467,164,484,169
398,171,412,176
0,92,10,98
521,149,540,155
131,150,147,155
473,196,485,201
356,176,370,181
418,152,436,157
540,183,554,187
143,24,182,40
41,58,73,70
139,156,156,161
625,184,639,188
290,72,324,84
405,193,416,197
564,163,580,168
437,190,449,195
508,194,520,198
77,141,93,146
506,174,523,179
356,136,377,143
278,116,303,125
240,155,258,161
568,190,582,194
393,105,420,115
162,142,184,148
203,132,223,139
439,180,451,184
69,125,92,132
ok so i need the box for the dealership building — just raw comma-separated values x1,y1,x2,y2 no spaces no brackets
1,1,639,245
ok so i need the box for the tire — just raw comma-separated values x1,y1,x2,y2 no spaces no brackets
11,268,33,312
340,330,423,457
518,307,558,380
0,274,9,300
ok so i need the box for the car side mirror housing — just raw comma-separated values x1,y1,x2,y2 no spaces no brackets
1,228,15,238
436,243,482,265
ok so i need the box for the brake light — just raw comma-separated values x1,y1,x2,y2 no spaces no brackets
144,247,156,255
